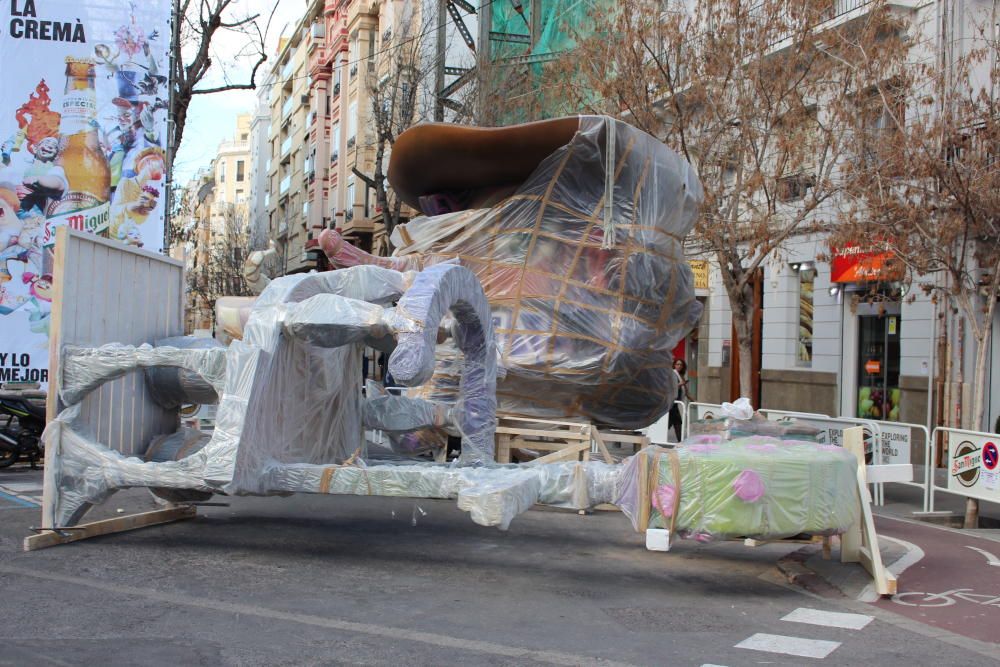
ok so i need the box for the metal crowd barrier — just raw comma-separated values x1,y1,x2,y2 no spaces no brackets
926,426,1000,514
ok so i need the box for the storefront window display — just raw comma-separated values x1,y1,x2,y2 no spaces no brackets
857,308,901,421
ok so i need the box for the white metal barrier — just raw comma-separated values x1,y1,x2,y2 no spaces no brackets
926,426,1000,513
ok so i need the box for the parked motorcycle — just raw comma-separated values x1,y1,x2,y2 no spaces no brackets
0,389,45,468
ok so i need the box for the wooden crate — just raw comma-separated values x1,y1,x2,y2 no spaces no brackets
495,415,617,465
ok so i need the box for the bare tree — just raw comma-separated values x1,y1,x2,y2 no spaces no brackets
181,202,254,330
549,0,899,399
836,8,1000,434
353,3,469,243
169,0,277,166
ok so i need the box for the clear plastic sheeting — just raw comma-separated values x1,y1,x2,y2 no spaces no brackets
44,262,503,526
60,343,227,407
689,413,825,442
617,439,860,542
374,116,703,430
145,336,227,409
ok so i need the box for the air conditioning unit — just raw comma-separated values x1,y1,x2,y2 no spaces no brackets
300,94,310,104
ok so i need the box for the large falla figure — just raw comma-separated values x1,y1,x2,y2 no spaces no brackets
320,116,703,436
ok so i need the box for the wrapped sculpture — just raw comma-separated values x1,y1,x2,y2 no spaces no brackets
617,438,860,542
320,116,703,430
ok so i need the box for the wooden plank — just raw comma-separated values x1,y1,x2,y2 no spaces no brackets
591,429,615,465
495,426,590,439
841,427,864,564
23,506,196,551
528,443,590,464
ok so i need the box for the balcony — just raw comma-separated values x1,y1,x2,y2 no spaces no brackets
281,58,295,81
339,213,377,236
281,136,293,157
281,95,295,119
304,156,314,177
330,150,338,164
264,192,270,208
279,174,291,195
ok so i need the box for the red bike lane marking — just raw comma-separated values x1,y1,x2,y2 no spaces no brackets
872,515,1000,644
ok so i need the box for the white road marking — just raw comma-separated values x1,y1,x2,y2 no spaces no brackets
0,481,43,491
735,633,841,659
781,607,873,630
966,545,1000,567
0,484,42,506
858,535,925,602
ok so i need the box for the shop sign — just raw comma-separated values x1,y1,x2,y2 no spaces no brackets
865,360,881,375
947,432,1000,500
689,260,709,291
830,242,902,283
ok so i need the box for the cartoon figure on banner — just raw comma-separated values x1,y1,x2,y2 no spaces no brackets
109,147,163,246
2,81,68,215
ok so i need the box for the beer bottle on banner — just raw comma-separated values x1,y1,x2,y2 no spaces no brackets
49,57,111,227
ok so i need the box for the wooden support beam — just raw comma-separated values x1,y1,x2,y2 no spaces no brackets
24,506,196,552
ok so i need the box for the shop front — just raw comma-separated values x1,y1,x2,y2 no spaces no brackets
832,242,907,428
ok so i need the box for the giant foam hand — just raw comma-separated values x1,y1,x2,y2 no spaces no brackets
321,116,704,429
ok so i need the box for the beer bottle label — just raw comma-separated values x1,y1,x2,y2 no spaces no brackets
61,90,97,133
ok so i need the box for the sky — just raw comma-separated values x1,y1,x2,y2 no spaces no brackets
172,0,307,185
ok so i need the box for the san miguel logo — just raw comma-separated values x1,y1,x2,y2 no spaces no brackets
951,440,982,487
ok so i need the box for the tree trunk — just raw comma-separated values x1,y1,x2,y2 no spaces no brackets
971,325,992,433
733,308,754,403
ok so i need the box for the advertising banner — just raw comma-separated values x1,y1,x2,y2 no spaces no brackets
947,431,1000,503
0,0,170,387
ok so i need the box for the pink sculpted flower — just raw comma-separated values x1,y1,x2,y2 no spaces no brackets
651,484,677,517
732,469,766,503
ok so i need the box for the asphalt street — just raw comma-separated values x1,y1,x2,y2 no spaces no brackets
1,465,998,666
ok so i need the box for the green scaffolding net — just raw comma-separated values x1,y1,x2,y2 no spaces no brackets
487,0,612,121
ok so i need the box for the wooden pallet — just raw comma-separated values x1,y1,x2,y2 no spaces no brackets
495,415,617,465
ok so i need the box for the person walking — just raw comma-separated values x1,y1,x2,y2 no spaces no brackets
668,359,692,442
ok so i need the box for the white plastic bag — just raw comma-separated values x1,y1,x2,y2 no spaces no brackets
720,397,753,420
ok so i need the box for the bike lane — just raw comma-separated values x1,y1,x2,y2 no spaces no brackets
873,515,1000,645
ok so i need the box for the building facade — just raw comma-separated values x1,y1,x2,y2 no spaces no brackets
683,0,1000,449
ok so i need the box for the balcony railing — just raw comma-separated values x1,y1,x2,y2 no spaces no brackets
279,174,291,195
304,156,314,176
281,135,293,156
281,58,295,81
282,95,295,119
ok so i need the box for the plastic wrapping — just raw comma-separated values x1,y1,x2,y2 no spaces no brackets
60,343,227,407
326,116,703,429
616,439,860,542
144,336,226,409
215,296,256,344
689,414,825,442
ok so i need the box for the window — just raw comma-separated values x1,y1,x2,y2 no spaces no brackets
241,133,248,141
797,267,815,366
236,160,245,182
236,189,245,203
347,101,357,143
777,174,814,202
331,123,340,161
330,184,338,217
346,179,355,221
218,160,226,183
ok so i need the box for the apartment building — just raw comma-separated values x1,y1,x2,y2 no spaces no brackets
249,0,477,273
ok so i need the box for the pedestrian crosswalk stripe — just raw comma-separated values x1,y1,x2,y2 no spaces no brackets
781,607,874,630
735,633,841,659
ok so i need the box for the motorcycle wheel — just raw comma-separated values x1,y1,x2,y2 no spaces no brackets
0,443,17,468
